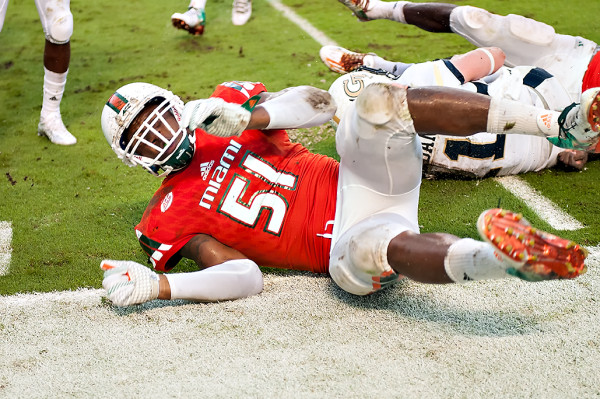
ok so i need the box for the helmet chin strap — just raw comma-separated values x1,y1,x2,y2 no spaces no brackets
159,133,196,175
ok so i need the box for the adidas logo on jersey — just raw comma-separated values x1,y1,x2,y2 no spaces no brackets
200,160,215,180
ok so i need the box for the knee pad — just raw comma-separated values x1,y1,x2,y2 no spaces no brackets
47,9,73,43
329,213,410,296
451,6,554,48
506,14,554,46
37,0,73,44
452,6,493,31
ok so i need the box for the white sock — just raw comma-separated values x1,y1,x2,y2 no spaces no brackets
364,54,413,76
444,238,508,283
367,1,410,22
41,68,68,117
487,97,560,138
189,0,207,9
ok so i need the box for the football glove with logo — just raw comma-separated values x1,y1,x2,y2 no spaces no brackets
182,98,251,137
101,260,160,307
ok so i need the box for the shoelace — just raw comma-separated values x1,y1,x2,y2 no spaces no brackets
41,114,66,131
340,52,366,71
350,0,370,10
233,0,251,13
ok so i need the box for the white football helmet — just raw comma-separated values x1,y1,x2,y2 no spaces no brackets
328,67,398,129
100,82,195,177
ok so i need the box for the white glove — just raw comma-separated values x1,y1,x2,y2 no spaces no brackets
182,98,251,137
100,260,160,307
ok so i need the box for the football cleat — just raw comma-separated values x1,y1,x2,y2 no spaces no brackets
551,87,600,152
337,0,374,21
232,0,252,26
477,208,588,282
320,45,373,74
171,7,206,35
38,112,77,145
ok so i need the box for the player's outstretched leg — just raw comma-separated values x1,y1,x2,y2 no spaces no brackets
477,208,587,281
171,7,206,35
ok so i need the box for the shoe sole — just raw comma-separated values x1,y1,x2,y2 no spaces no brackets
171,18,205,35
338,0,372,21
37,129,77,146
477,208,587,281
320,46,366,74
585,90,600,152
585,90,600,132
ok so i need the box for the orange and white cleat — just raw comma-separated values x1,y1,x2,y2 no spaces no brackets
171,7,206,36
319,45,373,74
337,0,374,21
477,208,588,281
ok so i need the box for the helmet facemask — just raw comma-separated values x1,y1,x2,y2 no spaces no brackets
121,97,195,177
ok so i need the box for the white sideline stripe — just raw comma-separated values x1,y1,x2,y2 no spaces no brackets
5,242,600,303
494,176,584,230
0,221,12,276
267,0,338,47
268,1,582,232
0,288,104,305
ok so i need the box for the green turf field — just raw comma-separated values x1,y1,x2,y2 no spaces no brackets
1,0,600,295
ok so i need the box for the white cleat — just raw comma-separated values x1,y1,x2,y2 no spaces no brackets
232,0,252,26
320,45,373,74
38,113,77,146
171,7,206,35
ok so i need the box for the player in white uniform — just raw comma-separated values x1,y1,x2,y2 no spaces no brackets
322,44,591,178
0,0,76,145
336,0,600,103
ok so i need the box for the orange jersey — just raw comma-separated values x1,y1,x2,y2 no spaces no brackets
135,81,339,274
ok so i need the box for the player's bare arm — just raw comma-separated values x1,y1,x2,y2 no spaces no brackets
179,233,250,269
448,47,505,83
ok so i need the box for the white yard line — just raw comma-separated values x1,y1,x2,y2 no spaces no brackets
494,176,584,230
0,221,12,275
267,0,338,47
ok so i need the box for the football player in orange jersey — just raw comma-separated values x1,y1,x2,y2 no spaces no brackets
98,76,598,307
